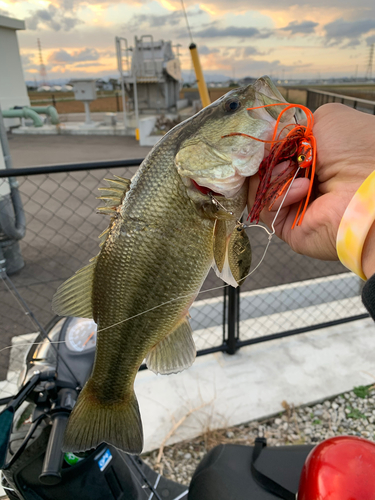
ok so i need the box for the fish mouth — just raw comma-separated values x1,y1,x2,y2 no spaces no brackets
187,173,246,199
190,180,223,197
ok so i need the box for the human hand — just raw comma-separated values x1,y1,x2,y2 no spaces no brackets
247,103,375,278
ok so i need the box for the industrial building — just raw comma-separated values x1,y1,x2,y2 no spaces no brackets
0,15,30,129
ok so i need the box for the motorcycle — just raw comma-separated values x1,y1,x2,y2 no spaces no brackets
0,314,319,500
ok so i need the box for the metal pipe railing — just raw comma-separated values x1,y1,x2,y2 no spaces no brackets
0,158,144,178
306,88,375,114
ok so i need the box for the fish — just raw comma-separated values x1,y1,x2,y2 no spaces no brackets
52,76,293,455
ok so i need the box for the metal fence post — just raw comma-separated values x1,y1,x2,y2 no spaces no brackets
226,286,239,355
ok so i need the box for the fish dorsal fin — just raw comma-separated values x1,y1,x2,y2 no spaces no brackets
96,175,131,215
52,261,95,318
146,318,196,375
53,175,131,319
212,222,252,287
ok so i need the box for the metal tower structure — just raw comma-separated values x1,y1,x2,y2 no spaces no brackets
365,43,374,80
37,38,48,86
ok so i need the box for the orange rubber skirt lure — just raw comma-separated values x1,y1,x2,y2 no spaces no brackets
222,103,316,228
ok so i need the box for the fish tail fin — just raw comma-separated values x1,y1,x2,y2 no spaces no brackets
62,381,143,455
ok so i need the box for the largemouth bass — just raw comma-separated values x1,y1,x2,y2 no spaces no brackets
52,76,293,454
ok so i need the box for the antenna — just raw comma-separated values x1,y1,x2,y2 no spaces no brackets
365,43,374,80
37,38,48,86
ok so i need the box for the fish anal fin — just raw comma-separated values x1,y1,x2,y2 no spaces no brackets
52,262,95,318
62,381,143,454
146,318,196,375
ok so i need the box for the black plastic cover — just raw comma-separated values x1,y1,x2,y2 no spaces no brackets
188,443,314,500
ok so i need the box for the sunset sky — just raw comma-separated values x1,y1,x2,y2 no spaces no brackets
2,0,375,83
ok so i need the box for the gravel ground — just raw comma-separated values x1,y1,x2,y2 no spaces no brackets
142,384,375,486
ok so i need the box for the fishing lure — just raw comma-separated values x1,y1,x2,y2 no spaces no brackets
223,103,316,228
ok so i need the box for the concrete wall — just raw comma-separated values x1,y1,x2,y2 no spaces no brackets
0,16,30,129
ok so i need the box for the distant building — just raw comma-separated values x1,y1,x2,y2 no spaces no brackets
0,15,30,128
239,76,257,86
102,82,114,91
123,38,182,113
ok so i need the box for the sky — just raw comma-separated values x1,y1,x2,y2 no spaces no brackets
2,0,375,83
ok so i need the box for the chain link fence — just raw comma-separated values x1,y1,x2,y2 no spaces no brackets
0,161,368,402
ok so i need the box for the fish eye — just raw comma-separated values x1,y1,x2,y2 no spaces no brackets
298,154,306,162
224,99,241,112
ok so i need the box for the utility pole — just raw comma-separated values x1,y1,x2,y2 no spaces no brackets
365,43,374,80
37,38,48,86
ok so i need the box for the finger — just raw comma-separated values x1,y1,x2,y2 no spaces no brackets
247,172,260,209
247,161,290,210
268,177,310,211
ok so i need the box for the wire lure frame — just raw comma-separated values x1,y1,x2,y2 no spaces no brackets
222,103,316,229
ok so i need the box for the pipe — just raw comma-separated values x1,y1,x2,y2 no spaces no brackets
0,189,26,240
189,43,210,108
0,108,26,241
29,106,60,125
2,108,43,127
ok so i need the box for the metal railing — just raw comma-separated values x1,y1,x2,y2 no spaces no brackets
0,159,368,401
306,89,375,114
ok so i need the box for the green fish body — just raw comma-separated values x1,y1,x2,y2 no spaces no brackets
52,76,292,454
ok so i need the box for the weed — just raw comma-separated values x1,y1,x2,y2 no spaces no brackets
353,385,370,399
346,406,366,420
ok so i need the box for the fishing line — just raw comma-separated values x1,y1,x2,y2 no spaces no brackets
0,171,297,362
0,341,66,355
180,0,194,44
118,453,163,500
97,171,300,334
0,273,81,388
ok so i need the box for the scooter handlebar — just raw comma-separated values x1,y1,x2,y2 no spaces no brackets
39,411,69,485
39,387,77,486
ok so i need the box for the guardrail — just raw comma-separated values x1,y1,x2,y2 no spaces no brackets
306,89,375,114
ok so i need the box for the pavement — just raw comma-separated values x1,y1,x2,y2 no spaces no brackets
7,133,152,167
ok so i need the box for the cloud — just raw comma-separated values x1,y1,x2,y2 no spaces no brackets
194,26,270,38
279,20,319,35
49,48,100,64
198,45,220,55
25,3,82,32
342,39,362,48
243,46,264,56
74,62,105,68
122,8,203,31
214,55,311,78
366,34,375,45
324,18,375,44
21,54,35,67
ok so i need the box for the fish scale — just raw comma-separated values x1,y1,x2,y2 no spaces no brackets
52,76,291,454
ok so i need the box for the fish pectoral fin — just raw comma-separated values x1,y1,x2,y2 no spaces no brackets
146,318,196,375
212,225,252,287
52,261,95,318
